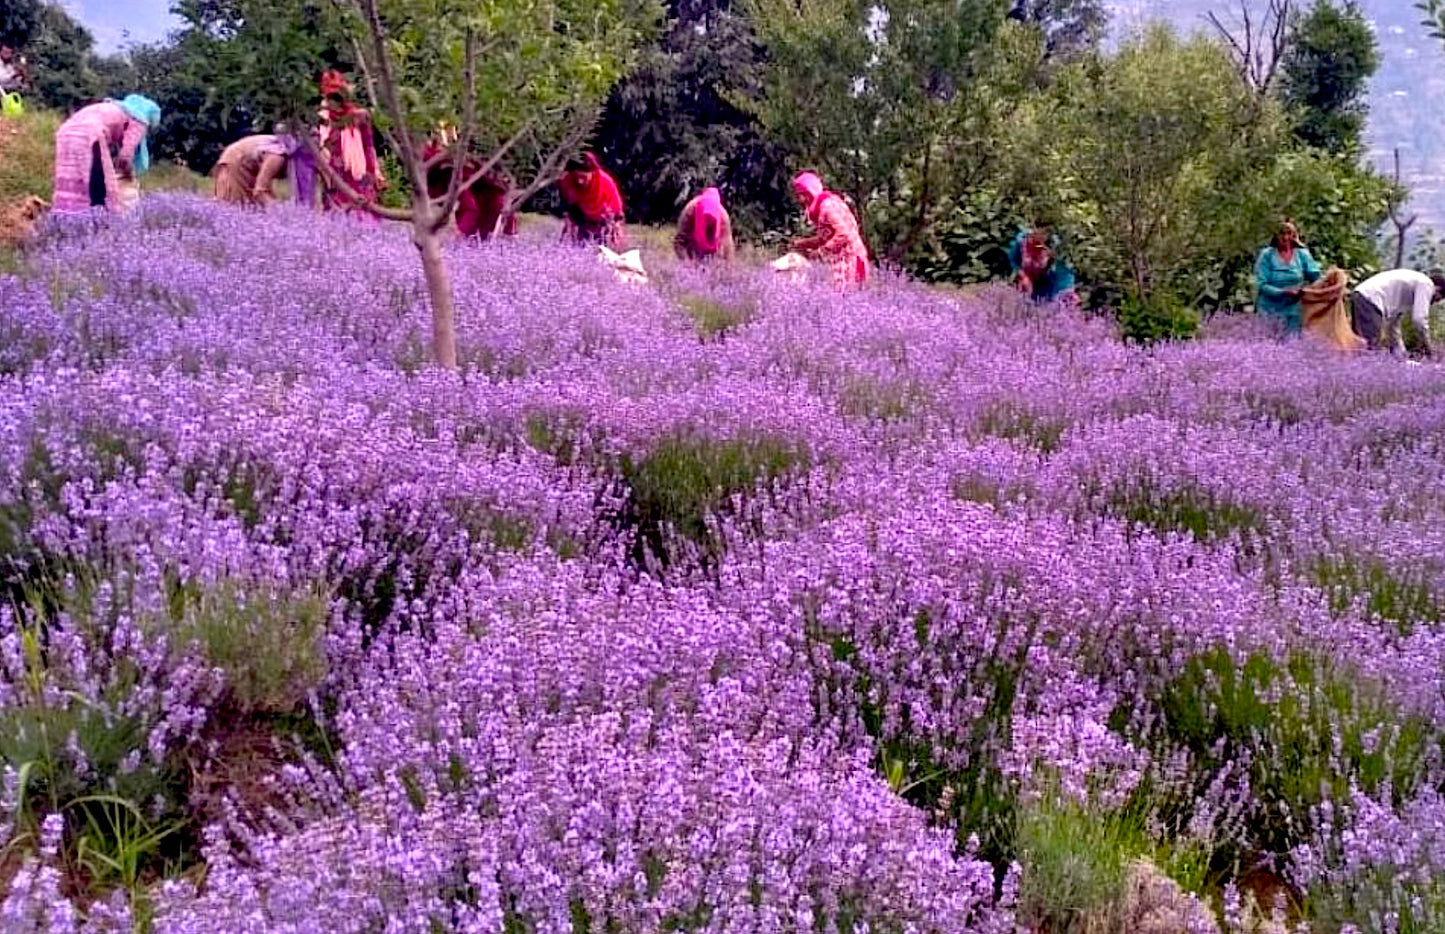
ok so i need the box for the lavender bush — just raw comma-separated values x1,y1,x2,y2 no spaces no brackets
2,196,1444,932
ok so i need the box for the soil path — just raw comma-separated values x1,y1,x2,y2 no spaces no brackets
0,120,46,247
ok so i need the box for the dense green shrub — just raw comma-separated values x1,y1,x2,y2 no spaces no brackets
1116,292,1200,345
912,188,1027,285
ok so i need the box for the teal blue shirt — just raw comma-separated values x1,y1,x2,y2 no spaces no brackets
1008,231,1077,302
1254,245,1322,331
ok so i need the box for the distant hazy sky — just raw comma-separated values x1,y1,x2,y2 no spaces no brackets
70,0,182,52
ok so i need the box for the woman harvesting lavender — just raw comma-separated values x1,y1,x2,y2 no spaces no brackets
50,94,161,214
212,134,293,207
422,135,518,241
318,70,382,214
1008,219,1078,308
674,187,734,262
791,171,870,289
1254,219,1322,335
558,152,626,248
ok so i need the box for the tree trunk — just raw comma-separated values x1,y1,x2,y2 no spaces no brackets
1131,252,1151,301
1390,148,1416,270
414,213,458,370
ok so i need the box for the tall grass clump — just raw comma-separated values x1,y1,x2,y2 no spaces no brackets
1129,647,1439,874
0,110,60,205
1014,787,1216,934
676,294,757,340
620,431,808,569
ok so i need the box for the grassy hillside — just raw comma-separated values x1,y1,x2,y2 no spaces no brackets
0,109,61,203
0,108,207,208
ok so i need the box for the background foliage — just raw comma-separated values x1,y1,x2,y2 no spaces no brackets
592,0,795,234
0,0,1421,328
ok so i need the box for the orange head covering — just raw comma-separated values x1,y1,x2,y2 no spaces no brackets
320,70,352,99
559,152,624,222
693,187,725,254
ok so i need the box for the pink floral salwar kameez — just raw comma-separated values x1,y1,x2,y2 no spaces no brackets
792,172,869,290
52,102,148,214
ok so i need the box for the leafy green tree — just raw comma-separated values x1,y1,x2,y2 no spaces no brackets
1245,149,1393,277
128,38,253,171
3,1,146,110
905,19,1071,282
593,0,793,233
1006,0,1106,63
1042,26,1268,302
742,0,1005,261
26,4,103,110
1278,0,1378,155
208,0,660,368
90,53,138,97
172,0,353,129
1038,22,1391,320
1188,147,1394,309
0,0,42,50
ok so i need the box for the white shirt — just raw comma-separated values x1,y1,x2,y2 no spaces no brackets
0,60,19,92
1355,269,1436,332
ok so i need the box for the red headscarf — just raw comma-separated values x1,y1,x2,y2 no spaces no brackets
319,70,352,99
1020,237,1053,279
559,153,624,222
693,187,726,254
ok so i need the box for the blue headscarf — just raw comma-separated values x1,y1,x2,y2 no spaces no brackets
109,94,162,176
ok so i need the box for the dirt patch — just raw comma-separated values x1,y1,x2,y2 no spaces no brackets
187,719,302,831
0,119,46,248
1237,863,1301,924
0,193,46,247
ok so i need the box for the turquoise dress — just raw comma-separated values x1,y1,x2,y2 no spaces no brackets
1254,245,1321,334
1008,231,1077,302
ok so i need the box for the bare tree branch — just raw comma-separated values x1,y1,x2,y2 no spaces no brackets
1205,0,1292,96
346,36,407,162
455,119,535,197
1388,148,1419,269
1205,10,1251,74
434,28,479,233
302,134,414,222
507,122,591,213
354,0,421,187
1260,0,1290,94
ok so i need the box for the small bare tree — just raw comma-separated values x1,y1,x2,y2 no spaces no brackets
1386,148,1418,269
1205,0,1293,98
327,0,661,369
209,0,660,370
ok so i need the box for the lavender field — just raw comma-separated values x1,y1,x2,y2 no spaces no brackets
2,197,1444,933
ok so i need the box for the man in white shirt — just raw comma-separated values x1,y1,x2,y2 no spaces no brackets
1350,269,1445,358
